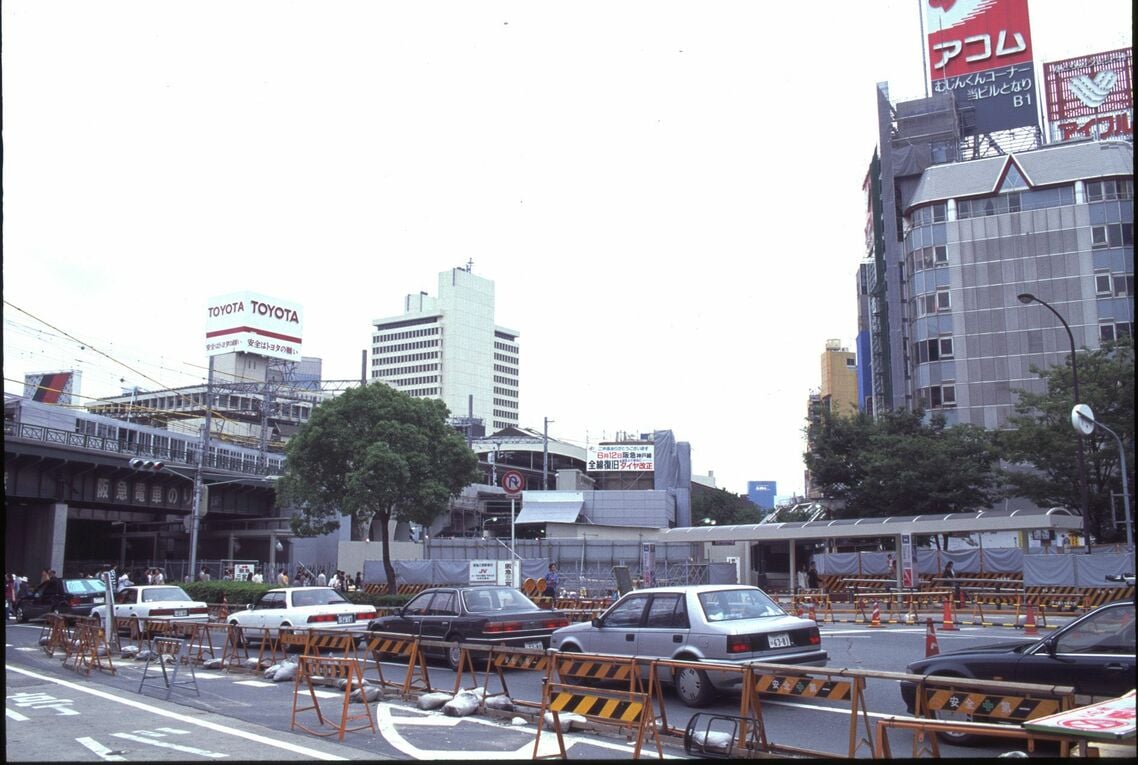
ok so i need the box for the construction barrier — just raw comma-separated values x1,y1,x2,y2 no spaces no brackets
40,613,74,658
305,629,358,659
138,637,199,699
358,630,434,698
290,654,376,741
220,623,276,672
476,644,551,710
273,627,313,663
62,618,116,676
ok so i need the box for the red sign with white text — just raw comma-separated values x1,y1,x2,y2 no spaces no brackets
926,0,1033,81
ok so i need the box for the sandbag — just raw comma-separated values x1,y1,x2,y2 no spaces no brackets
417,692,453,710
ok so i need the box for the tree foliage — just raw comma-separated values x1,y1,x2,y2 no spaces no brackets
691,487,765,527
998,339,1134,544
277,383,480,593
804,408,1005,519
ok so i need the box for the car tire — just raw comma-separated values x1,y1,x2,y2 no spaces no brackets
674,664,715,707
927,674,983,747
445,635,463,671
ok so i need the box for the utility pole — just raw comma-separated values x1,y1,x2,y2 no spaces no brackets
543,417,553,490
190,356,215,580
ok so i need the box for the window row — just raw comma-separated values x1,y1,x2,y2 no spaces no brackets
1100,322,1133,342
494,352,519,365
493,409,519,421
913,336,955,364
388,376,439,388
1086,179,1134,202
494,341,519,353
955,186,1076,220
1095,271,1135,297
494,364,518,374
372,326,439,344
374,363,439,377
494,374,518,386
915,383,957,410
493,386,518,397
914,289,951,316
909,244,948,274
494,398,518,410
373,339,440,354
406,387,440,398
1091,223,1134,249
372,351,439,366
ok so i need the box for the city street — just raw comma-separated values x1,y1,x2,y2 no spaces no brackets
8,615,1111,760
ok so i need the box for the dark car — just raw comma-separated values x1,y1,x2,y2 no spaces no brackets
13,578,108,623
900,599,1136,744
366,585,570,670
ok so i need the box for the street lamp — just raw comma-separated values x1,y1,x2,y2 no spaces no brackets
1017,293,1092,550
1073,405,1133,552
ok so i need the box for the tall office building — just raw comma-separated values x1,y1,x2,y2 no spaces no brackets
369,266,520,432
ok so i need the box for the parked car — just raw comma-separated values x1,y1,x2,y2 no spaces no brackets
550,584,828,707
13,578,107,623
227,587,376,637
90,585,209,630
367,585,570,670
900,599,1136,745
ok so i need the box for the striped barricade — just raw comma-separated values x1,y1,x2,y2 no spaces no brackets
63,618,116,677
911,675,1075,758
547,651,646,694
273,627,312,663
479,645,551,709
533,680,662,760
291,654,376,741
305,629,358,659
358,631,433,698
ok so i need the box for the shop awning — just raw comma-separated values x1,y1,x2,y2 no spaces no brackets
514,501,584,524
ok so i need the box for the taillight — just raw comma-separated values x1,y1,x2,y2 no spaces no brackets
485,621,523,633
307,614,337,623
544,618,570,629
357,612,376,621
726,636,751,654
189,607,209,615
68,597,81,607
809,630,820,645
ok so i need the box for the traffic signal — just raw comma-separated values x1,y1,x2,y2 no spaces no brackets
129,458,165,472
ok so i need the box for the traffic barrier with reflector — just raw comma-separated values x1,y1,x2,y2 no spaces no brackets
533,681,661,760
40,613,73,658
480,645,551,709
291,654,376,741
359,631,434,697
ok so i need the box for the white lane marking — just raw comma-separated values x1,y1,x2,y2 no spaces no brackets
6,708,30,721
76,737,127,761
233,680,277,687
6,665,346,761
111,731,228,758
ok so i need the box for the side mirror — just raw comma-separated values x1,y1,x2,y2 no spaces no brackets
1045,638,1057,656
245,603,253,611
591,618,603,628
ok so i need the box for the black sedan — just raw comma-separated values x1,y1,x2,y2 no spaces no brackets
13,578,108,623
367,585,570,670
900,599,1136,744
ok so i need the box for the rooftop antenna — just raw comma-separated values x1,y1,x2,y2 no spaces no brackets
465,258,474,272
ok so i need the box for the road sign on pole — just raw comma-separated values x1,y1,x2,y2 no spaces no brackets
501,470,525,495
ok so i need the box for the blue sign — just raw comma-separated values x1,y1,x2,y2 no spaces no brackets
747,481,777,510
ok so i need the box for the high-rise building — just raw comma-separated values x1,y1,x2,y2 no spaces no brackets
860,83,1133,425
819,339,858,420
369,266,520,432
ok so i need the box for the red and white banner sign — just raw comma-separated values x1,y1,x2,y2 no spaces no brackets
926,0,1033,80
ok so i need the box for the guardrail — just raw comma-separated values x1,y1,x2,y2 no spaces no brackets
67,616,1103,757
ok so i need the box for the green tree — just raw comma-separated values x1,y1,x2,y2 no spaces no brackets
277,383,480,593
805,409,1005,519
999,339,1134,544
691,487,765,527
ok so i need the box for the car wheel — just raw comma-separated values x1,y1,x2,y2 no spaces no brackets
926,675,983,747
15,606,27,624
445,635,463,671
674,664,715,707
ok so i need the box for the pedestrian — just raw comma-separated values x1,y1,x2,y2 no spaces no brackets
5,573,16,619
222,568,233,581
329,571,341,591
251,569,264,584
807,561,820,591
543,563,559,598
118,570,133,591
354,572,363,591
277,569,288,586
943,561,961,606
154,568,164,585
198,567,211,582
317,569,327,587
796,564,808,591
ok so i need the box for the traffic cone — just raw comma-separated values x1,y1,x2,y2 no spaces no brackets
941,597,957,631
925,617,940,657
868,599,884,628
1023,602,1038,636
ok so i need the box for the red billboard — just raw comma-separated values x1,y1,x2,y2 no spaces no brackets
926,0,1037,134
926,0,1033,80
1044,48,1133,143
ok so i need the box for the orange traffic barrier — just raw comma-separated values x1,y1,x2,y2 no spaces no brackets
925,618,939,657
1023,602,1038,636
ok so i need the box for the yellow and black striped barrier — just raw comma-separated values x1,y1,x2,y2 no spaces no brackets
480,645,551,709
534,681,661,760
548,652,643,692
272,627,311,663
359,631,434,698
305,629,357,658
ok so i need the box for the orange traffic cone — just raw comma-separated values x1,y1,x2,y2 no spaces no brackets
868,599,884,628
941,597,957,631
925,618,940,657
1024,602,1038,636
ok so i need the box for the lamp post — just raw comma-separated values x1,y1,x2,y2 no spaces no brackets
1073,405,1133,552
1017,293,1092,550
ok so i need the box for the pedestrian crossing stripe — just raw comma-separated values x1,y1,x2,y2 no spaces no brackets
549,691,644,723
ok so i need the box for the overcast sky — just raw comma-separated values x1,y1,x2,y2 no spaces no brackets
2,1,1132,500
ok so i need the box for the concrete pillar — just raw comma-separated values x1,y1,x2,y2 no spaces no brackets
49,503,68,575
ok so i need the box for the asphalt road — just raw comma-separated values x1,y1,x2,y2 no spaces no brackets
4,614,1106,761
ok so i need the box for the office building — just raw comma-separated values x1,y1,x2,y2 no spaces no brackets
370,266,520,432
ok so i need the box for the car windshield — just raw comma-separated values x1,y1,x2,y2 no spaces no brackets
698,588,785,622
462,587,539,613
142,587,193,603
291,588,349,607
65,579,106,594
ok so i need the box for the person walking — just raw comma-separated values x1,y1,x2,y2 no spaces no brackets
354,572,363,591
317,569,327,587
277,569,289,586
943,561,961,606
807,561,820,591
543,563,560,598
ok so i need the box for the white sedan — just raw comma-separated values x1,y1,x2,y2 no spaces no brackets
90,585,210,627
227,587,376,635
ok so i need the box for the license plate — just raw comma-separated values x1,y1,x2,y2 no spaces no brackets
768,632,791,648
337,614,354,625
173,609,188,618
524,640,544,649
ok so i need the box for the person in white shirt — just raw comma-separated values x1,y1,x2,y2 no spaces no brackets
154,569,164,585
328,572,341,590
317,570,327,587
251,570,263,584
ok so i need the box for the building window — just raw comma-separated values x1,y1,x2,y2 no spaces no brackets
1092,223,1134,249
1114,274,1134,297
1096,270,1114,295
934,245,948,267
938,337,954,359
1100,321,1134,342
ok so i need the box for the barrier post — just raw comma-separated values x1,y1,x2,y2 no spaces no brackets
533,679,661,760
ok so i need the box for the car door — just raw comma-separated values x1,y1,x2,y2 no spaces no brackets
113,588,140,619
590,594,651,655
636,593,690,660
1018,604,1136,698
420,590,458,642
384,592,434,637
258,591,288,630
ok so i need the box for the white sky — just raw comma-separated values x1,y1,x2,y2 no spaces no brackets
2,0,1132,500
